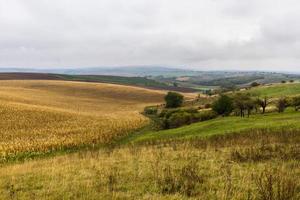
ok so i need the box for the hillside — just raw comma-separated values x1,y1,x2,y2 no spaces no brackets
0,80,298,199
245,82,300,97
0,80,165,161
128,110,300,143
0,73,196,92
0,120,298,199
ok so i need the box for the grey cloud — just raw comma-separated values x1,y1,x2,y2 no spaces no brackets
0,0,300,71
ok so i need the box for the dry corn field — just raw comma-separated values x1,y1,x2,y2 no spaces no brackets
0,80,165,161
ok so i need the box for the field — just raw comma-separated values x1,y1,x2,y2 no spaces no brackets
0,80,165,161
246,82,300,97
0,73,197,93
0,129,298,199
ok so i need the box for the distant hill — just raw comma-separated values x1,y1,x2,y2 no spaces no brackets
1,67,299,90
0,66,201,77
245,82,300,97
0,72,197,93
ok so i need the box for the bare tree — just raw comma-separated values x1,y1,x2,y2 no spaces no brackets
256,96,270,114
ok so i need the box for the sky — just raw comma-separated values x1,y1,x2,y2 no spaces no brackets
0,0,300,72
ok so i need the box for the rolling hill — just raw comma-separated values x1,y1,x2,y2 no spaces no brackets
246,82,300,97
128,110,300,143
0,73,197,92
0,80,165,161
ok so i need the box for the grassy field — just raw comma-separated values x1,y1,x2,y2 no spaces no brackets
245,82,300,97
128,110,300,143
0,129,298,199
0,80,165,161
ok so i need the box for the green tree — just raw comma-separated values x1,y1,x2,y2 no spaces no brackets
212,95,233,116
233,93,253,117
165,92,184,108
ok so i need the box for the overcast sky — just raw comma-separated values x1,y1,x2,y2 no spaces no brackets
0,0,300,71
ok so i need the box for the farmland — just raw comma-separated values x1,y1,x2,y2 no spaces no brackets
0,80,299,199
0,80,165,161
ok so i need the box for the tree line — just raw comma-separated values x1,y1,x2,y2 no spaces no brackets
212,93,300,117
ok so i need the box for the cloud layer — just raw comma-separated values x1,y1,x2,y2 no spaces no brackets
0,0,300,71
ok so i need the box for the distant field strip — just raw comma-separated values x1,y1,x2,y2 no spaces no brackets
247,83,300,97
0,80,164,159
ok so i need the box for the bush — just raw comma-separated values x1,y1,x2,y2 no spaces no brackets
168,112,192,128
276,97,287,113
251,82,260,87
204,103,211,109
162,110,217,129
165,92,184,108
192,111,217,122
159,108,197,118
212,95,233,116
292,96,300,111
143,106,158,115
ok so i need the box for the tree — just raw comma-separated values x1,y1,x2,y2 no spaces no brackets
233,93,253,117
245,99,256,117
276,97,287,113
281,80,286,84
255,96,270,114
165,92,184,108
212,95,233,116
292,96,300,111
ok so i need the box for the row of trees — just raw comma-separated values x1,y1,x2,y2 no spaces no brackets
212,93,300,117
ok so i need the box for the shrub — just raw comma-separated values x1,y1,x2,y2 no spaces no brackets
165,92,184,108
159,108,197,118
251,82,260,87
292,96,300,111
162,110,217,129
167,112,192,128
192,111,217,122
276,97,287,113
204,103,211,109
143,106,158,115
212,95,233,116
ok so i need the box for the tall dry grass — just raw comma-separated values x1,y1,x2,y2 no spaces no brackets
0,129,298,199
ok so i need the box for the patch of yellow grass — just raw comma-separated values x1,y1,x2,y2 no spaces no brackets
0,135,298,199
0,80,165,157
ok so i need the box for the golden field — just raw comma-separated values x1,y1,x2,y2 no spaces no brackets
0,80,165,160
